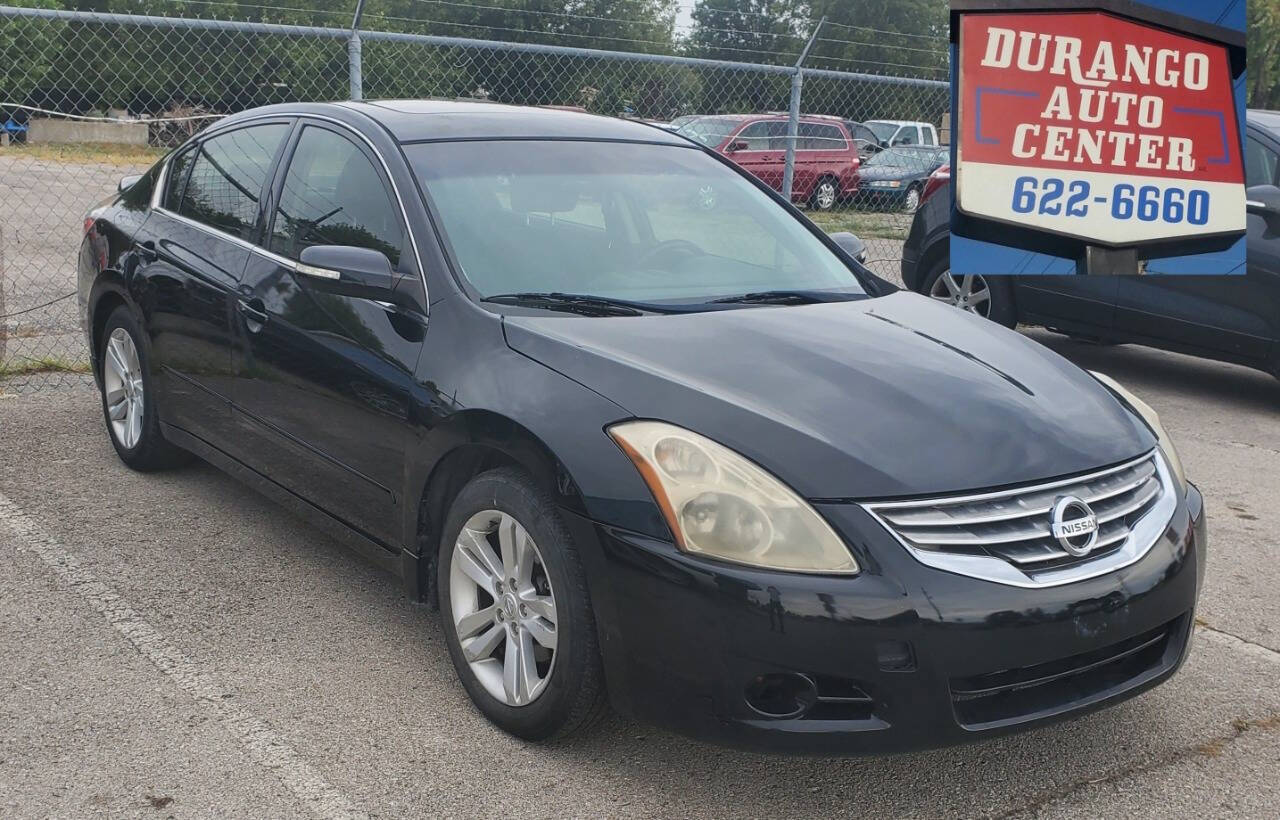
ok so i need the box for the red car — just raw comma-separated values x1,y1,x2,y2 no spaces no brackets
676,114,860,210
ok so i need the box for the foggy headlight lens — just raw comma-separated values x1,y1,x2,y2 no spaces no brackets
1090,371,1187,492
609,421,858,574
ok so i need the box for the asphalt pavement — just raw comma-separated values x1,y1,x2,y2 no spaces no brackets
1,329,1278,819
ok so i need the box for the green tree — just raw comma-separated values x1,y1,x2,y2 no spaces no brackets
805,0,947,79
686,0,802,64
1249,0,1280,109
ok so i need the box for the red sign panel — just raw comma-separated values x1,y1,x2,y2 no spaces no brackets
956,11,1245,245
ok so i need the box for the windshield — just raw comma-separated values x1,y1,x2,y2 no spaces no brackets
406,140,865,305
675,117,741,147
868,148,935,167
846,122,878,145
864,121,899,142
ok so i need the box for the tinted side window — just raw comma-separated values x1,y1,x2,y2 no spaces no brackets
271,126,403,267
178,123,289,240
1246,136,1278,187
816,124,846,150
898,128,918,146
163,146,195,209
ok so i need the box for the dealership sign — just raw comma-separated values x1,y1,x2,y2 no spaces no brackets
956,11,1245,247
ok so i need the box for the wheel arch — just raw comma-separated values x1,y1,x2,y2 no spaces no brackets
408,409,592,607
87,274,136,386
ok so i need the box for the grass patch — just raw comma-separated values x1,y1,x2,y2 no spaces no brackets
0,355,92,379
807,209,911,240
0,141,165,167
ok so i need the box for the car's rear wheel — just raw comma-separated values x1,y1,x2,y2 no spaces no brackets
921,259,1016,328
98,306,190,471
438,467,607,741
810,177,839,211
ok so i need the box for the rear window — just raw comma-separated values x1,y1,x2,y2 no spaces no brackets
177,123,289,240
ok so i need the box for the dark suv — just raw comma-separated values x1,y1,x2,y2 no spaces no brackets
901,112,1280,379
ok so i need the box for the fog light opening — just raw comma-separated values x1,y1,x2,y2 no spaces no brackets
744,672,818,719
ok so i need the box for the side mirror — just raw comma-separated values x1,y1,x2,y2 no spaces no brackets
118,173,143,193
296,245,416,308
727,140,749,153
830,231,867,265
1246,184,1280,218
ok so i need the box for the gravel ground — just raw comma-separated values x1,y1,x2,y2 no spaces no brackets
0,156,152,371
1,302,1278,815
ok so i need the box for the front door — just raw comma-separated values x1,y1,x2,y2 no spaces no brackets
728,121,787,193
228,122,425,546
140,121,291,446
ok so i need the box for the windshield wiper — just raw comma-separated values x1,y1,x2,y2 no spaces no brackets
708,289,864,306
482,292,683,317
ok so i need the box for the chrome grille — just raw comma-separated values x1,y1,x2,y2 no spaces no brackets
863,451,1177,588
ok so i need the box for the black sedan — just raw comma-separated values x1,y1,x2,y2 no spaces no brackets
901,113,1280,379
853,146,948,212
79,100,1204,754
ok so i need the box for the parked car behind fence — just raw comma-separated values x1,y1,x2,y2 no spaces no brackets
676,114,860,211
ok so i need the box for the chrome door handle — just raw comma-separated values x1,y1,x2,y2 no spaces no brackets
237,298,269,329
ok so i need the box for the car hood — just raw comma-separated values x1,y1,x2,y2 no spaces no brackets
502,293,1154,500
860,165,922,180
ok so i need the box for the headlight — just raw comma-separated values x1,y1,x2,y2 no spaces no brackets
608,421,858,574
888,180,902,188
1090,371,1187,491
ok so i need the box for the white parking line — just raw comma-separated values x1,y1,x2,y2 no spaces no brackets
0,490,367,820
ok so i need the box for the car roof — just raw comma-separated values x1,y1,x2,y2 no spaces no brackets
217,99,691,145
683,113,846,125
866,119,929,127
1248,109,1280,135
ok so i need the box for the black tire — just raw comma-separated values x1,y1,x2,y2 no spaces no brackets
438,467,607,741
98,306,191,471
809,176,839,211
919,257,1017,329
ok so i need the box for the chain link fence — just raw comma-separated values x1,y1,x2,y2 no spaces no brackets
0,3,948,393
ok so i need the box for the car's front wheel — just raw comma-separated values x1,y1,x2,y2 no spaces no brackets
438,467,607,741
98,306,190,470
902,184,921,213
921,260,1016,328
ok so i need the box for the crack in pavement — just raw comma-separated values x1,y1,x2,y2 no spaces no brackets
990,710,1280,819
990,625,1280,819
1195,618,1280,663
0,489,367,820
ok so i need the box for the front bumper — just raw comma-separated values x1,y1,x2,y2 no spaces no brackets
853,187,911,207
569,482,1205,755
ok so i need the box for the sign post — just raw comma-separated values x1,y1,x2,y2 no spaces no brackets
951,2,1246,274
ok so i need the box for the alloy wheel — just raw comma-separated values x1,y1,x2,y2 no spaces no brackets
903,186,920,213
102,327,145,449
449,510,558,707
814,181,837,210
929,270,992,318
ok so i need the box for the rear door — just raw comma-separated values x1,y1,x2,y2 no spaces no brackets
802,122,852,198
137,120,292,445
227,121,425,545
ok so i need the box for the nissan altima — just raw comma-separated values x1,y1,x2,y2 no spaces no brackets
78,100,1205,753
